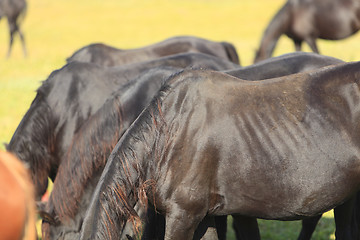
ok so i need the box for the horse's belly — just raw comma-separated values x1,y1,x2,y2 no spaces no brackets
215,153,360,220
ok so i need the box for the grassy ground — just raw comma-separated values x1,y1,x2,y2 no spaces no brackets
1,0,359,238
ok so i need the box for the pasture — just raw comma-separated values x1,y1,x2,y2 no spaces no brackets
1,0,360,239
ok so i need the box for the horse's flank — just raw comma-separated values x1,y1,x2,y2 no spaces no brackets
81,61,360,239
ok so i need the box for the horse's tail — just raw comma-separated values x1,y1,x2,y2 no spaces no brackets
79,82,174,240
254,2,291,63
221,41,241,65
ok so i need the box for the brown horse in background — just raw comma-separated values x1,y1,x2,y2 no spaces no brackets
66,36,240,67
254,0,360,63
0,0,27,57
0,151,36,240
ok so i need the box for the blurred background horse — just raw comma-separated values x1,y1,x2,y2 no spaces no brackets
0,151,36,240
0,0,27,57
254,0,360,62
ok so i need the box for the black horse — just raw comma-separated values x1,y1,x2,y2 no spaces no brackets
254,0,360,63
6,52,239,200
0,0,27,57
38,67,220,240
38,53,345,239
38,63,241,240
67,35,240,67
79,61,360,240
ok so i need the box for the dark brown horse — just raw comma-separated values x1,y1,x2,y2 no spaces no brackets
38,62,240,240
38,67,214,240
38,52,344,239
0,151,36,240
0,0,27,57
254,0,360,63
79,61,360,240
66,36,240,67
6,52,239,200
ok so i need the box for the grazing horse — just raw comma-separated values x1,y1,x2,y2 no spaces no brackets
0,0,27,57
0,151,36,240
79,61,360,240
37,57,240,240
254,0,360,63
6,52,239,200
66,36,240,66
37,52,343,239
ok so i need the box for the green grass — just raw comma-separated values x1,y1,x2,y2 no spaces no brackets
1,0,358,238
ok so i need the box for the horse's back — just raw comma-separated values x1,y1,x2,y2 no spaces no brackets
154,63,360,219
66,36,240,67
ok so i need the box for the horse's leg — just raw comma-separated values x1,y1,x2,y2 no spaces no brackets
141,206,165,240
141,209,219,240
193,216,218,240
334,196,356,240
7,18,17,58
350,192,360,239
297,215,322,240
164,208,204,240
231,215,260,240
17,26,27,57
294,39,302,52
214,216,227,240
305,38,319,54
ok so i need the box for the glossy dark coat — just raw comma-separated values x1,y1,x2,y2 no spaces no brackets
39,65,237,240
6,52,239,200
80,61,360,240
37,53,342,240
0,0,27,57
67,36,240,67
254,0,360,62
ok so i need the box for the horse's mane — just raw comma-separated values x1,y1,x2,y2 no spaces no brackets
87,71,186,238
0,151,36,240
7,82,58,195
49,92,125,221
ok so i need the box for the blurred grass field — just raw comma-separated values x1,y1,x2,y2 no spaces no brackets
1,0,359,239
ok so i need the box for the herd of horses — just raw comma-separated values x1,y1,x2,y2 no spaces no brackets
4,0,360,240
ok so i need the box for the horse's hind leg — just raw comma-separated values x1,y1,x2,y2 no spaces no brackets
297,215,322,240
7,19,17,58
334,196,356,240
294,39,302,52
17,26,27,57
193,216,218,240
231,215,260,240
7,18,27,58
214,215,227,240
305,38,319,54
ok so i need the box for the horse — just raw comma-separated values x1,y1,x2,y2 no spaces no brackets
66,35,240,67
6,52,239,200
37,52,344,239
0,0,27,57
0,151,36,240
79,61,360,240
37,66,229,240
254,0,360,63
